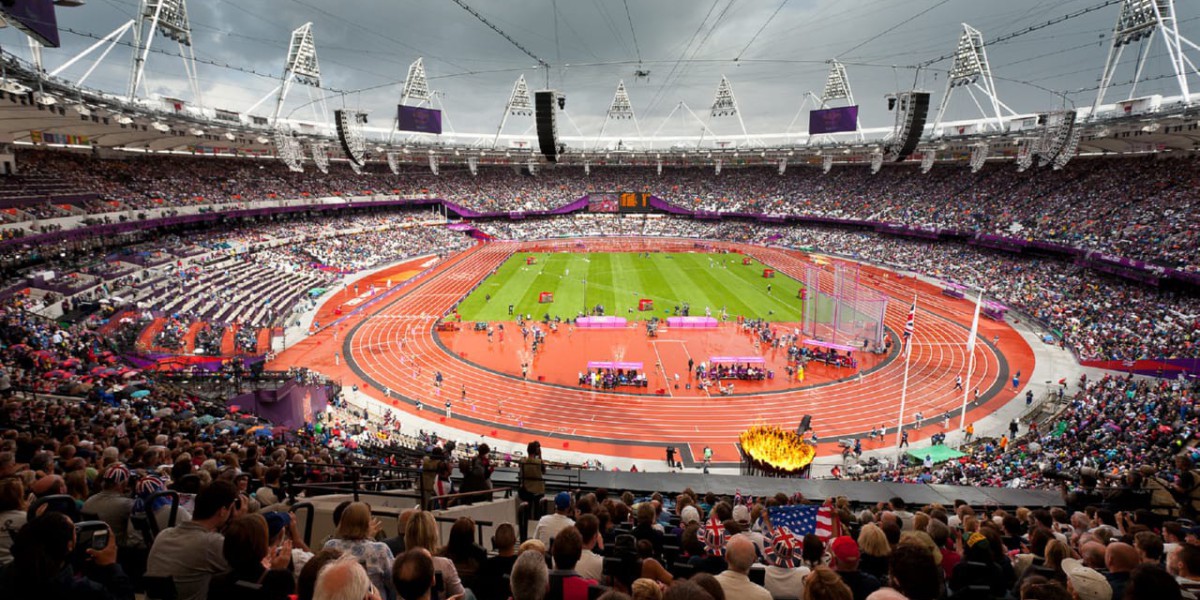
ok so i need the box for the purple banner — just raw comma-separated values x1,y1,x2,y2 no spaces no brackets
809,106,859,135
396,105,443,134
0,0,60,47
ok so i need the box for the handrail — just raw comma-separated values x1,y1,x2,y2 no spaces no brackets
425,486,514,511
434,515,495,546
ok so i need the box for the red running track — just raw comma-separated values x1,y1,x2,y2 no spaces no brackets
274,238,1036,465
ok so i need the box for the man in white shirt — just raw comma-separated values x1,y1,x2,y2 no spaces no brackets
533,491,575,546
574,514,604,581
715,536,772,600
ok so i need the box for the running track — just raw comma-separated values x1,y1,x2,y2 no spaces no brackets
282,238,1035,465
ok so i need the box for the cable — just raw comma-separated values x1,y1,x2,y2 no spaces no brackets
916,0,1123,67
735,0,790,61
838,0,952,60
445,0,550,70
622,0,643,66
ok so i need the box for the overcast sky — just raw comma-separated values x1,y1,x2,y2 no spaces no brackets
7,0,1199,138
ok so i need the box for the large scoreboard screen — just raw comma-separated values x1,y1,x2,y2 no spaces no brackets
617,192,653,213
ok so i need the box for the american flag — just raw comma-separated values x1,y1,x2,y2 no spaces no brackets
767,501,838,541
702,515,727,556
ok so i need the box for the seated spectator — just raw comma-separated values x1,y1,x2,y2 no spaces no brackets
829,536,880,600
206,513,294,600
551,526,598,600
478,523,520,600
714,536,771,600
145,480,239,600
296,549,343,600
535,492,576,546
0,478,29,566
81,464,136,548
393,548,436,600
511,550,550,600
321,502,393,595
441,516,487,592
405,510,465,598
1062,558,1113,600
313,557,383,600
951,532,1008,597
887,544,942,600
855,524,889,582
0,512,133,600
805,566,853,600
575,514,604,582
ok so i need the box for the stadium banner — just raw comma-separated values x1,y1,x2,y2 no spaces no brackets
809,106,859,134
397,105,443,134
30,131,90,146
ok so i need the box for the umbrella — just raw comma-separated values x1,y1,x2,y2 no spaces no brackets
195,415,217,425
254,428,273,438
121,370,141,379
42,370,69,379
32,350,54,358
130,390,151,399
215,420,237,430
90,367,111,376
61,358,81,368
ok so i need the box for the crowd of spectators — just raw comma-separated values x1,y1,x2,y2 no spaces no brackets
5,150,1198,272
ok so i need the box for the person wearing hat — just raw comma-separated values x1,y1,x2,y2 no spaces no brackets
830,535,881,600
82,463,137,548
534,491,576,546
264,511,313,576
1063,558,1113,600
763,527,810,600
951,532,1008,597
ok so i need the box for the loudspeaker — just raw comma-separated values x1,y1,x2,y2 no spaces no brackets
798,415,812,436
885,91,930,162
535,90,559,163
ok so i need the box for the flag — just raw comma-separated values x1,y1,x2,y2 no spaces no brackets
965,292,982,355
701,515,727,556
765,525,801,567
903,298,916,354
767,501,838,541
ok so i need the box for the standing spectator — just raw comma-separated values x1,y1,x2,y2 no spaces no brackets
520,441,547,528
458,444,494,504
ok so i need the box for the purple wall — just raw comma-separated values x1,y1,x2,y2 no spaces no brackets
228,380,328,430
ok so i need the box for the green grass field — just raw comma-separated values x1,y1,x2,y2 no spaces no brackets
456,252,806,322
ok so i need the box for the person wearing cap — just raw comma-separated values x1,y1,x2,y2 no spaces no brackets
82,463,138,548
1062,558,1113,600
534,491,576,546
830,536,881,600
265,510,313,576
714,535,772,600
732,503,767,559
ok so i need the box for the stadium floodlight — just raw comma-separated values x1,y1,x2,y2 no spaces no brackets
778,158,787,175
931,24,1008,135
1092,0,1198,117
822,154,833,174
335,109,368,167
386,152,400,175
920,150,936,174
969,142,989,173
269,23,322,126
595,80,645,150
121,0,201,106
493,74,533,148
310,140,329,174
869,151,883,175
401,58,431,105
821,61,854,105
708,75,748,141
273,130,304,172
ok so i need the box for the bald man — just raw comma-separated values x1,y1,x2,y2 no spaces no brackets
714,536,772,600
1105,542,1140,600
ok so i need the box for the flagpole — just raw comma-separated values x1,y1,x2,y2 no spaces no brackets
959,290,983,431
894,294,916,449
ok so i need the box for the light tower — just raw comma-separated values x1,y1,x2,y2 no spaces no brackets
1092,0,1200,117
708,75,748,144
595,80,645,150
128,0,200,104
269,23,322,126
492,74,533,148
931,24,1013,135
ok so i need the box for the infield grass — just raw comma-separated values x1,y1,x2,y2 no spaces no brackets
455,252,806,322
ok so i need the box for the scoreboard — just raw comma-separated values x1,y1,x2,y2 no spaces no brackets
618,192,653,213
587,192,654,214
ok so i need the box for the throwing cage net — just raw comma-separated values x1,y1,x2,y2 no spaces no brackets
802,262,887,348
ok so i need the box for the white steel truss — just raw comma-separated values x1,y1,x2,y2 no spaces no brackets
1092,0,1200,117
932,24,1014,135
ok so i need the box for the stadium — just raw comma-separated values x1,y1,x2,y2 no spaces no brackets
0,1,1198,599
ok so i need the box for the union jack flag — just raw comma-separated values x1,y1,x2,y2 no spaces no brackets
701,515,727,556
765,525,801,568
767,500,839,542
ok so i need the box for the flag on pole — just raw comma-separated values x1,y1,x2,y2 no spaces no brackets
965,292,981,355
903,298,916,353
